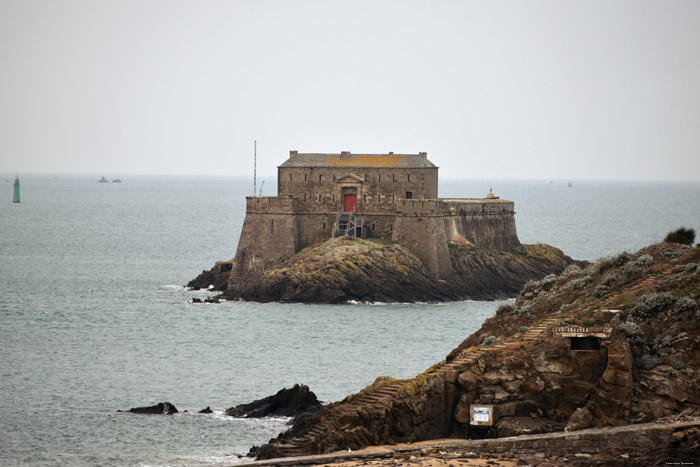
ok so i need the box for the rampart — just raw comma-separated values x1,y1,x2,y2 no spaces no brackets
230,196,521,284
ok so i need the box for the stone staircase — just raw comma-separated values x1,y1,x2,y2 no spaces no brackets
269,381,405,458
435,315,572,381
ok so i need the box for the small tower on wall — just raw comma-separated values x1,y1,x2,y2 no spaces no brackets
13,175,20,203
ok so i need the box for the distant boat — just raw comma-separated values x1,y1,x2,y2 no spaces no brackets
98,177,108,183
13,175,20,203
112,179,122,183
568,182,573,188
548,180,554,184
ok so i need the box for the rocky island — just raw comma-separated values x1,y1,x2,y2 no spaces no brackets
246,239,699,465
189,150,576,302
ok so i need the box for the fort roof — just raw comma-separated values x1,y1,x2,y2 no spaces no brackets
279,151,437,169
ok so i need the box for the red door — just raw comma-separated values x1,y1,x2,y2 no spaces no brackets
343,194,357,212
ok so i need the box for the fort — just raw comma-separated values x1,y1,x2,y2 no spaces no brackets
228,151,522,292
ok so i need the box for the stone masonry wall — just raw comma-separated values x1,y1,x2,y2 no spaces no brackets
278,167,439,213
228,197,299,288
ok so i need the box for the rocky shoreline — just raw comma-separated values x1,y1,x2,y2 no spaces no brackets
189,237,577,303
248,241,699,463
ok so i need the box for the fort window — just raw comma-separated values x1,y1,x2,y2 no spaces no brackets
372,223,375,231
304,173,307,181
392,174,395,182
363,194,367,203
570,337,601,350
318,193,321,202
379,174,381,182
319,174,323,182
332,194,335,203
392,194,395,203
271,219,274,233
406,191,413,199
378,195,381,204
304,193,307,202
323,222,326,230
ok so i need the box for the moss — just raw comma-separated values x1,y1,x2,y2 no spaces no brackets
367,237,394,247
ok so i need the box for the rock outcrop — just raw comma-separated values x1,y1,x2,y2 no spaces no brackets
251,242,700,459
226,384,322,419
125,402,179,415
195,237,574,303
187,260,233,291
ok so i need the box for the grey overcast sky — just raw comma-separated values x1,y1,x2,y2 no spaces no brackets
1,0,699,180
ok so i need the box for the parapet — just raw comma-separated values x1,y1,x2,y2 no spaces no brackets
246,196,298,213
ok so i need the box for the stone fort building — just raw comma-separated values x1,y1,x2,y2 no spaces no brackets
230,151,521,287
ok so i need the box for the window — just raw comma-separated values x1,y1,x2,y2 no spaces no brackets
304,173,307,181
406,191,413,199
392,174,395,182
363,194,367,203
379,174,381,182
318,193,321,202
304,193,307,202
289,173,292,181
332,194,335,202
319,174,323,182
323,222,326,230
408,174,411,182
378,195,381,204
392,194,395,202
271,220,274,233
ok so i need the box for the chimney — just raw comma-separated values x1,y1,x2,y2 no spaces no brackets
290,150,298,157
419,152,427,158
340,151,351,157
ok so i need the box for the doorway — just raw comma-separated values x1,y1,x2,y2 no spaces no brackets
343,194,357,212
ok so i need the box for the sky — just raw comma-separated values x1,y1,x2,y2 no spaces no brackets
1,0,699,180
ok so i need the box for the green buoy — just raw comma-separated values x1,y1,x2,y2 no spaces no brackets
13,175,20,203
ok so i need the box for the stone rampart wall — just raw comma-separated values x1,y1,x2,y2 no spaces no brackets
232,197,521,281
229,198,299,288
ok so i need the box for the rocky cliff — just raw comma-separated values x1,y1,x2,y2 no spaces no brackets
250,242,700,459
193,237,574,303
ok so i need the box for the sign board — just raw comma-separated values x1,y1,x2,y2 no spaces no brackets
470,404,497,426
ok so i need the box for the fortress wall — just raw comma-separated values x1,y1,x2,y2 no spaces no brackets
229,197,300,289
392,214,453,280
442,200,521,251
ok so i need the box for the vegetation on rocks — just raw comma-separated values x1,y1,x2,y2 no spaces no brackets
664,227,696,245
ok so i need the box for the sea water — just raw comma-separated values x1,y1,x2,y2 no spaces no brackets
1,175,698,466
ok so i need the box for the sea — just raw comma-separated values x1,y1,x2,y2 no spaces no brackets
1,174,699,467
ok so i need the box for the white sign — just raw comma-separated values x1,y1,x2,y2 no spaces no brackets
473,407,490,422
